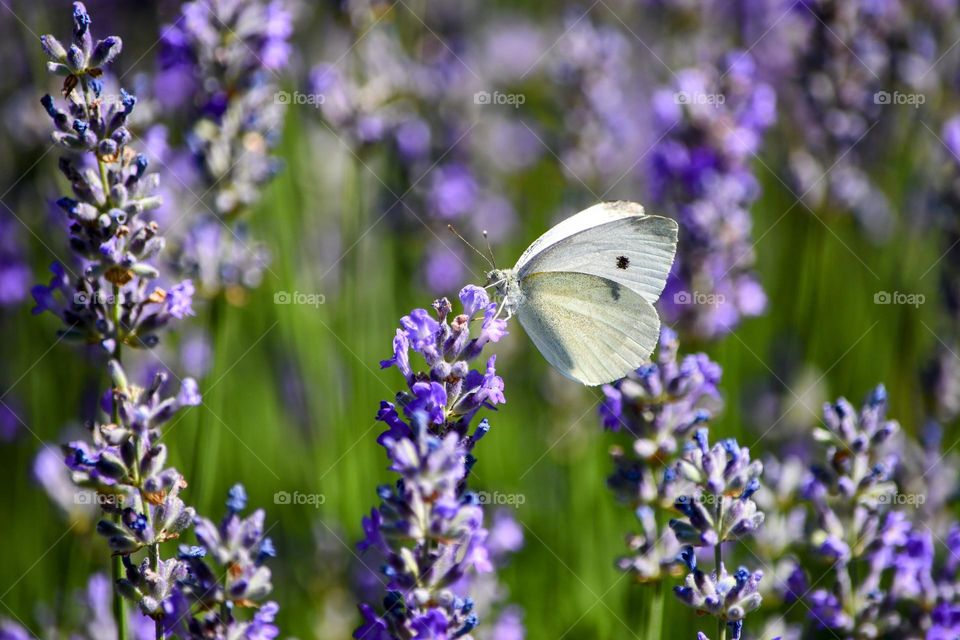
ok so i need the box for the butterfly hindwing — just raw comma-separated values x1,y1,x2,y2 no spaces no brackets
516,271,661,386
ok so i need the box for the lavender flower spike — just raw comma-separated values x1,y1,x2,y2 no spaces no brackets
669,430,766,640
356,285,512,638
601,329,722,584
34,2,192,355
177,485,279,638
668,430,764,547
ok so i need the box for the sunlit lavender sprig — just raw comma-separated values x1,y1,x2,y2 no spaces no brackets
669,430,765,640
175,484,280,639
600,328,722,583
32,2,194,355
63,358,200,639
355,285,511,638
652,51,775,338
790,386,920,636
31,7,280,640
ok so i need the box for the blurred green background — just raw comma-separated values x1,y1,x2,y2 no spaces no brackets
0,1,955,639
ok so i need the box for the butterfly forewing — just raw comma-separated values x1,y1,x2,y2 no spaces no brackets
515,202,678,304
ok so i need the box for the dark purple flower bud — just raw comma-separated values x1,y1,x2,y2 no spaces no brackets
89,36,121,68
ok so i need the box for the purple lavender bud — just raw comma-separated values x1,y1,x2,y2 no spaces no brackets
89,36,122,68
40,35,68,61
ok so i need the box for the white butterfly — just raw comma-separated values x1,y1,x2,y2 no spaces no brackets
486,201,678,386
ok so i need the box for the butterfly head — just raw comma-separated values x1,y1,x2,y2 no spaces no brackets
486,268,521,318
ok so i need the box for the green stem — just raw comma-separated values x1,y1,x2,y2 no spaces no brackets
139,442,164,640
715,499,725,640
112,284,123,361
109,299,127,640
645,580,664,640
113,554,126,640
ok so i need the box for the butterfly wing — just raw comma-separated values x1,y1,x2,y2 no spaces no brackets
516,201,678,304
515,271,660,386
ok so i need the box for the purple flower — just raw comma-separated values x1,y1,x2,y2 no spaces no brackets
177,378,202,407
401,308,440,354
460,285,491,318
429,164,478,219
33,6,189,355
405,381,448,425
674,563,764,626
165,280,195,319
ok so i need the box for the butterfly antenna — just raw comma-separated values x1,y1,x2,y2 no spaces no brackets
447,225,494,270
482,230,497,269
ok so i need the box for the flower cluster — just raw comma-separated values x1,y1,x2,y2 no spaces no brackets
789,387,917,635
176,485,280,639
32,2,194,355
739,385,960,638
156,0,292,301
69,361,200,556
355,285,514,638
652,51,775,338
675,562,764,640
158,0,292,217
668,431,765,548
59,356,198,637
599,329,766,639
669,430,766,640
600,328,722,582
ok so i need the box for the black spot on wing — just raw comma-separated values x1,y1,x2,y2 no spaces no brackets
616,255,630,269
